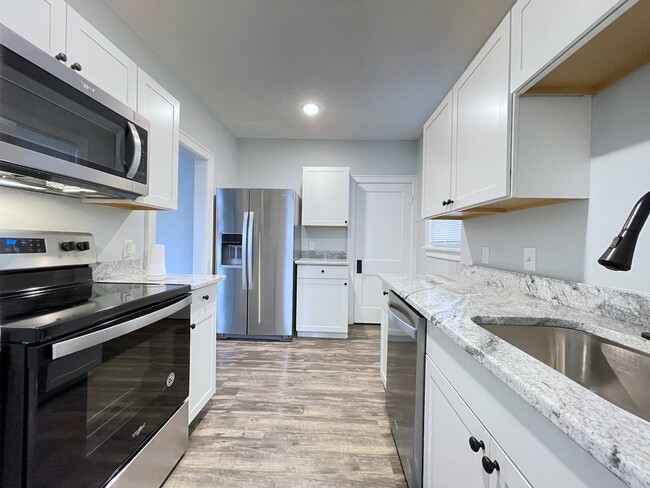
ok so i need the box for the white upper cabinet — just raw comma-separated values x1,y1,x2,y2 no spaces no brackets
452,13,511,211
136,68,180,210
0,0,66,55
510,0,615,92
65,6,138,108
302,167,350,226
421,91,453,218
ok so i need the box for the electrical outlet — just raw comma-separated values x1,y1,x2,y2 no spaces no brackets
123,240,135,259
524,247,536,272
309,241,315,250
482,247,490,265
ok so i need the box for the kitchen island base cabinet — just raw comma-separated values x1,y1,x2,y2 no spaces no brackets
296,265,349,339
424,326,625,488
188,284,217,424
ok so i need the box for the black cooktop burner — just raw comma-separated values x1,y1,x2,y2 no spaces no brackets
0,280,190,344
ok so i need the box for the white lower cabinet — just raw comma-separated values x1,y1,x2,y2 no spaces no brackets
188,284,217,423
425,355,529,488
296,265,349,338
425,325,626,488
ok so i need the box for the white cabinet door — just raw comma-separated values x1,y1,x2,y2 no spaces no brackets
489,439,533,488
424,356,490,488
189,306,216,423
421,91,453,218
379,300,388,387
296,278,348,336
65,6,137,108
136,69,180,210
0,0,65,55
302,167,350,226
510,0,615,92
453,13,511,211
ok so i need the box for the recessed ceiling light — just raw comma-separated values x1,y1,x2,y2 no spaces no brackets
301,102,321,116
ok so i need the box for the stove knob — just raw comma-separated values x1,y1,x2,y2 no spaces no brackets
77,241,90,251
61,241,76,252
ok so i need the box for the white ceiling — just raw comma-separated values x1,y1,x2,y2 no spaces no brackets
103,0,514,140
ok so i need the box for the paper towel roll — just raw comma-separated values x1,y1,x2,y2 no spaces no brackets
147,244,166,279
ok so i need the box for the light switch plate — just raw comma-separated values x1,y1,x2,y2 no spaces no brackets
524,247,536,272
309,241,315,250
482,247,490,264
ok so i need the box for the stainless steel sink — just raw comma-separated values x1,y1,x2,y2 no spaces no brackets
475,322,650,422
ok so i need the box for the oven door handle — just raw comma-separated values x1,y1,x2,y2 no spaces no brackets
51,295,192,360
388,305,417,340
125,121,142,179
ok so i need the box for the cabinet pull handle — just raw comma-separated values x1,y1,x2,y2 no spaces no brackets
469,436,485,452
190,323,196,330
71,62,82,71
55,52,67,62
203,294,210,300
481,456,500,474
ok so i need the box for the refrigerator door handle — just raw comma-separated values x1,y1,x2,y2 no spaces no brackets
247,211,254,289
241,212,249,290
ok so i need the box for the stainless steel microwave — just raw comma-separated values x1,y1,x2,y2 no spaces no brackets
0,23,149,199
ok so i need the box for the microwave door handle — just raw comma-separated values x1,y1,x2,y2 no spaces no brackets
125,121,142,179
387,305,417,340
241,212,248,290
247,211,254,289
51,295,192,360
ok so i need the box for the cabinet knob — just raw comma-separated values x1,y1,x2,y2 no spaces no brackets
344,282,347,286
382,291,388,296
481,456,500,474
345,220,348,224
203,294,210,300
442,200,447,207
321,269,325,273
54,52,67,62
71,62,82,71
468,436,485,452
190,323,196,330
447,199,454,205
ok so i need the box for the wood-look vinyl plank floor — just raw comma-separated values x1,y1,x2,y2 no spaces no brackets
163,325,406,488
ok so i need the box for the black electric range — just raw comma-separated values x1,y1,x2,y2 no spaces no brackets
0,230,192,488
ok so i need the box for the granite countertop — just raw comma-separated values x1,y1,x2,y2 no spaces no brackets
295,257,349,266
380,266,650,488
96,274,225,290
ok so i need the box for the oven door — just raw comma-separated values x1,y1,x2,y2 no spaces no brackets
24,294,190,488
0,24,148,197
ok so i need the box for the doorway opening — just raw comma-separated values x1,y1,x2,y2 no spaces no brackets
154,132,215,274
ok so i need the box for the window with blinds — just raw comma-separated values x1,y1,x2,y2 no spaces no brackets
427,220,462,250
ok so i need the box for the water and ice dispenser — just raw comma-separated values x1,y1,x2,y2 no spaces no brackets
221,233,242,266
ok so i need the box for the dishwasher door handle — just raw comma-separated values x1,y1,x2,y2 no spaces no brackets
388,305,417,339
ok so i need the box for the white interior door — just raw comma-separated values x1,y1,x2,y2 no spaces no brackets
354,179,414,324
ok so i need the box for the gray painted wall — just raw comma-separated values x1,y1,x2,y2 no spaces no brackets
0,0,238,262
237,139,419,253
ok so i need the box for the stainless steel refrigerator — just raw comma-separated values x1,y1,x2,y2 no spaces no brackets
215,188,301,340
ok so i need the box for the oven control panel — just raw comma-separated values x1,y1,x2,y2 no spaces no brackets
0,230,96,270
0,237,46,254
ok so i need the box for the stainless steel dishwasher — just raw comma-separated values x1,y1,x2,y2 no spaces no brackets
386,291,426,488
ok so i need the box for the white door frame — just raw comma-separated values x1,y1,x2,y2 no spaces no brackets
145,130,215,274
348,175,417,324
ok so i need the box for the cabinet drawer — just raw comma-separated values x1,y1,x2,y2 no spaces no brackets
191,284,216,314
297,265,348,280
